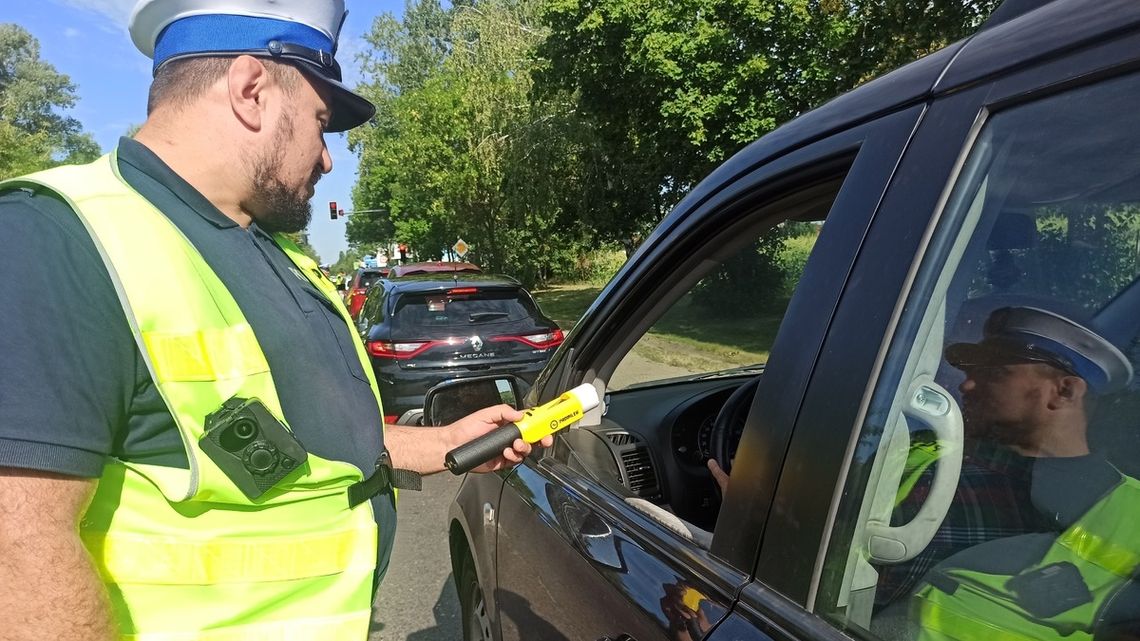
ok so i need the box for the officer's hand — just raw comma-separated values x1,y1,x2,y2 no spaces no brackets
446,405,555,473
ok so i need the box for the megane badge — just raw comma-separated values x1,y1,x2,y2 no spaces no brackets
470,336,484,352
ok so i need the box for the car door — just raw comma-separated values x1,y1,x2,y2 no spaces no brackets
734,7,1140,641
491,102,927,641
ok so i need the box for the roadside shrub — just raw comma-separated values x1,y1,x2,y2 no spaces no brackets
551,246,627,285
777,231,818,296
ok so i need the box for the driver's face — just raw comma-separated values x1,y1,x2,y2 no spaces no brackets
957,362,1058,446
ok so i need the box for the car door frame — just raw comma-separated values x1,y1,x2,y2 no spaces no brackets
498,103,933,641
752,15,1140,615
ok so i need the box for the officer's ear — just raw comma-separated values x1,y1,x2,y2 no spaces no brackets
1053,374,1088,409
226,55,271,132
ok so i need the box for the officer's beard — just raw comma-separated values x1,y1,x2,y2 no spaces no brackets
964,407,1040,453
247,111,315,234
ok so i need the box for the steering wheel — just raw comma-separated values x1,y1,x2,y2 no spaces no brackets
709,377,761,476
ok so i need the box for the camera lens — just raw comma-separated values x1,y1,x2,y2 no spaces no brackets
231,419,257,441
218,418,259,452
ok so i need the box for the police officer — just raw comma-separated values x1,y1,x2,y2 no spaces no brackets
0,1,548,639
912,306,1138,641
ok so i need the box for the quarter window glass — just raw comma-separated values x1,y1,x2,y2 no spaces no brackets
819,73,1140,641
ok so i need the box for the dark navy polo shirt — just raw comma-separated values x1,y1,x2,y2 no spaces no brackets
0,138,396,576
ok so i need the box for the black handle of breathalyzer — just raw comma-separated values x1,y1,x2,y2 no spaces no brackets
446,423,523,475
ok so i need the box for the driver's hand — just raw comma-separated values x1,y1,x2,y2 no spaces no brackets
707,458,730,494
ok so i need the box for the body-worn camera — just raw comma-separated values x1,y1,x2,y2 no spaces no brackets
199,397,308,500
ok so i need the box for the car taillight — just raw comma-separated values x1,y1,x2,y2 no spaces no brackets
366,340,437,359
348,288,368,312
447,287,477,295
384,415,400,425
492,328,565,350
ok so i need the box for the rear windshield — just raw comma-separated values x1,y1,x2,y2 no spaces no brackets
392,289,539,327
358,272,385,288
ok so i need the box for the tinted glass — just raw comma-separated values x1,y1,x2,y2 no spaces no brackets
391,289,540,328
358,271,385,288
359,286,387,326
819,72,1140,641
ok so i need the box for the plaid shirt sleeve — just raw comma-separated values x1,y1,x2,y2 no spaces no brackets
874,441,1052,609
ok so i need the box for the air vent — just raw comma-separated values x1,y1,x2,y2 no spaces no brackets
620,447,660,500
607,433,634,446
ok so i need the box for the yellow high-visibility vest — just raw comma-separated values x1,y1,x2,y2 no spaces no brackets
914,474,1140,641
2,151,387,640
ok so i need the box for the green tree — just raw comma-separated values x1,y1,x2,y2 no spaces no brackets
281,233,321,263
348,0,453,253
350,0,589,286
533,0,1001,243
349,0,1001,284
0,24,100,178
332,247,370,274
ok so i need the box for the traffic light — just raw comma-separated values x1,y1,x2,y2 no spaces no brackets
329,201,338,220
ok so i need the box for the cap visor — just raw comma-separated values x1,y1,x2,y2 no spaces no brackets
945,340,1035,369
293,59,375,132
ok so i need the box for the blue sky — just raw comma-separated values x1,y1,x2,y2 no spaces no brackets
7,0,403,264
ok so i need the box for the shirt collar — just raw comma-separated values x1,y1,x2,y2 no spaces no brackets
965,438,1036,476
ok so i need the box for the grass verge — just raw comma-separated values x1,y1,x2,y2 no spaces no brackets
533,284,781,372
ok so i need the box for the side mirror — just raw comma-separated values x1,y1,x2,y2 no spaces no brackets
423,375,524,427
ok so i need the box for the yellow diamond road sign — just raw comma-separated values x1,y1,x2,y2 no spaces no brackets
453,238,470,259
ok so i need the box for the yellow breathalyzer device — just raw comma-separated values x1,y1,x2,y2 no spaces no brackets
445,383,600,474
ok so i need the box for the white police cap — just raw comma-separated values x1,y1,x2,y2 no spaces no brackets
946,306,1134,394
129,0,374,131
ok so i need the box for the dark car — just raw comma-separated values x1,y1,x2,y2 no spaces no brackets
345,266,389,320
387,261,481,278
439,2,1140,641
357,273,563,422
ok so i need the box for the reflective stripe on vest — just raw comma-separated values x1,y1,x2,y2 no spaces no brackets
122,611,366,641
2,153,382,639
914,475,1140,641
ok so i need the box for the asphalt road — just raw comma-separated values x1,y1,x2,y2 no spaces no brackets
369,471,466,641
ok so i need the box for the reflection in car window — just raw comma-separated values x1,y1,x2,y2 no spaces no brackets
611,218,827,390
819,72,1140,641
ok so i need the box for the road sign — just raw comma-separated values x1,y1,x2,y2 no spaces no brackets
453,238,470,259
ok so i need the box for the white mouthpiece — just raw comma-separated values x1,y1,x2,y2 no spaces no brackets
566,383,600,412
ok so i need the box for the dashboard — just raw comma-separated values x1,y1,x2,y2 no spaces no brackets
669,388,736,468
556,377,754,530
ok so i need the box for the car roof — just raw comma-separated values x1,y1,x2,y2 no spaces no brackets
388,261,481,276
383,273,524,294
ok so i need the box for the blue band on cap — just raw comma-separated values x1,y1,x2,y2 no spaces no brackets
153,14,333,72
1009,331,1111,392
